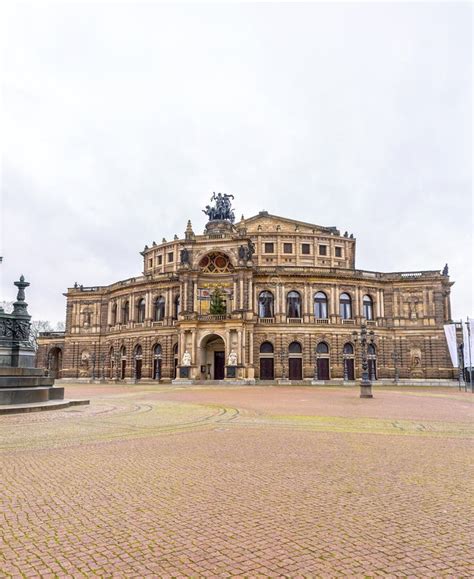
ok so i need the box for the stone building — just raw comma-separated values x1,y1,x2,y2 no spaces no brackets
37,194,455,383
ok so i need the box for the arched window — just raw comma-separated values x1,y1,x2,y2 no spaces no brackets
260,341,274,354
134,344,142,357
137,298,146,322
173,295,181,319
111,303,117,325
343,342,354,355
259,341,274,379
339,293,352,319
368,344,376,355
288,341,302,354
287,291,302,318
154,296,165,321
154,343,162,357
122,301,130,324
82,309,92,326
316,342,329,354
258,291,274,318
363,295,374,320
199,252,234,273
314,291,328,319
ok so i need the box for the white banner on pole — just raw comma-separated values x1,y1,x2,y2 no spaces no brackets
462,318,474,369
444,324,459,367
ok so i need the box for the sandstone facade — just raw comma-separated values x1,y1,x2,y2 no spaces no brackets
37,209,455,382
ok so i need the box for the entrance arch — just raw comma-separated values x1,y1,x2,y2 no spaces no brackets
48,347,62,379
288,341,303,381
199,333,226,380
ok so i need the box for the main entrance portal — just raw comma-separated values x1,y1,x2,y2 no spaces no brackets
199,334,226,380
214,351,225,380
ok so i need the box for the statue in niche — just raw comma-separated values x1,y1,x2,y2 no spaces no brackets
180,248,190,265
182,351,191,366
410,348,422,369
247,240,255,260
227,350,238,366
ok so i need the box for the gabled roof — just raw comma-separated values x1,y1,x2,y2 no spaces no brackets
242,211,339,235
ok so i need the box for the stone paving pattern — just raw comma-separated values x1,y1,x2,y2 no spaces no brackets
1,384,473,577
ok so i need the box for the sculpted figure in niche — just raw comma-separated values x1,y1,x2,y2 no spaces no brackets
182,351,191,366
80,351,91,376
410,348,422,369
227,350,238,366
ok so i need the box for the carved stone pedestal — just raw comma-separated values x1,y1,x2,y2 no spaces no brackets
360,384,373,398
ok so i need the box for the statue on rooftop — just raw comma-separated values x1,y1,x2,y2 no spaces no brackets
203,192,235,223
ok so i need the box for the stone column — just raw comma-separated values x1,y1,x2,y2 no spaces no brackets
130,294,135,322
237,330,242,365
355,286,361,318
248,278,253,313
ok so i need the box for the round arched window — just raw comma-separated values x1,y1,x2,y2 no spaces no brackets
288,341,302,354
343,343,354,355
199,252,234,273
316,342,329,354
260,341,274,354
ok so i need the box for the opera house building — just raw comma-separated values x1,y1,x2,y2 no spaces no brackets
37,194,455,384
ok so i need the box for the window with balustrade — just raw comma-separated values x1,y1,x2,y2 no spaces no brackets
339,293,352,319
363,295,374,320
137,298,146,322
287,291,301,318
154,296,165,321
122,301,130,324
258,291,274,318
314,291,328,319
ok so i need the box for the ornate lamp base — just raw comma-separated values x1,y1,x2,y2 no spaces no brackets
360,384,373,398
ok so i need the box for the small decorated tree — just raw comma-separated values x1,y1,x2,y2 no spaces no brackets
210,288,226,315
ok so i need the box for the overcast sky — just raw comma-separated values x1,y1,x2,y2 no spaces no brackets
1,1,472,323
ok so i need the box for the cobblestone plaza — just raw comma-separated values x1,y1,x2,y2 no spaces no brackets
1,384,472,577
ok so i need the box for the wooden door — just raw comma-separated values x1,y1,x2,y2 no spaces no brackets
289,358,302,381
346,359,355,381
317,358,330,380
136,359,142,380
260,358,274,380
214,351,225,380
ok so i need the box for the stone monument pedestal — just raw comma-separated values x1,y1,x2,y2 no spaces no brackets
0,276,89,414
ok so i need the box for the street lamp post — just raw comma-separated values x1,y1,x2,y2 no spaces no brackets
313,352,318,382
132,352,138,384
343,356,349,382
458,342,465,391
155,356,161,381
91,352,96,382
100,353,106,382
352,324,374,398
466,318,473,393
115,350,121,381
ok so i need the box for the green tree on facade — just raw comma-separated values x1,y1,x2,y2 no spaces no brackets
210,288,226,315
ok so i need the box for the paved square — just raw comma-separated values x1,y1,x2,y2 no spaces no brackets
1,384,473,577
